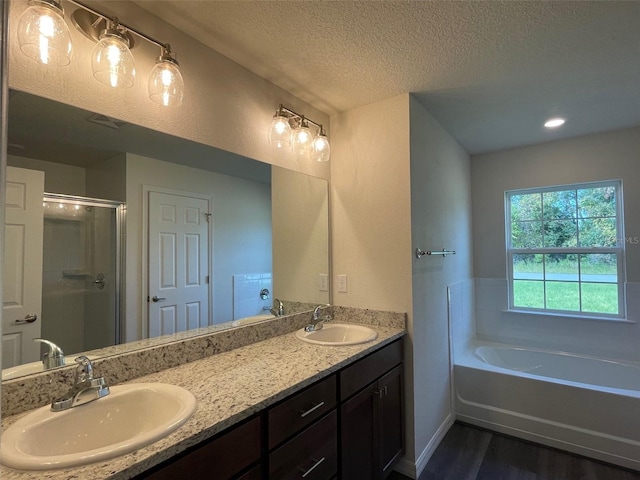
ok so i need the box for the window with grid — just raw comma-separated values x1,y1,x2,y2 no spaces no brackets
506,181,625,317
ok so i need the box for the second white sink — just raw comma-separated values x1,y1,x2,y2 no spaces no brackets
295,323,378,346
1,360,64,381
0,382,196,470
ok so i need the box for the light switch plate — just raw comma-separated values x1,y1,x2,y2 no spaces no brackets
319,273,329,292
337,274,348,293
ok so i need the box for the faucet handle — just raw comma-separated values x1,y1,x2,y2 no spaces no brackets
74,356,94,383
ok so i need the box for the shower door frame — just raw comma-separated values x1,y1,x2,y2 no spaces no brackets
43,193,126,345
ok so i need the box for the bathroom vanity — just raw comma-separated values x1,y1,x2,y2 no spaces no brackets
0,309,405,480
138,338,404,480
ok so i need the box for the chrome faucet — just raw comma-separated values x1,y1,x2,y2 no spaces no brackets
50,356,110,412
304,306,330,332
270,298,284,316
33,338,65,369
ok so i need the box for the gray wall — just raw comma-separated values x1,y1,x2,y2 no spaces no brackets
409,96,474,470
471,127,640,361
125,153,271,341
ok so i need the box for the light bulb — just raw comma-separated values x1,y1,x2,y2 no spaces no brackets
149,48,184,107
311,130,331,162
17,0,72,66
92,26,135,88
544,117,566,128
292,120,313,157
269,111,291,149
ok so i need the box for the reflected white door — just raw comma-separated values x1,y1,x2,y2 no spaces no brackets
148,191,210,337
2,167,44,367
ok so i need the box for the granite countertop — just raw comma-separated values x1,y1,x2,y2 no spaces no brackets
1,323,404,480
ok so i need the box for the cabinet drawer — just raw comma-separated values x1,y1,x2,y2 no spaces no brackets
141,416,261,480
237,464,263,480
340,339,403,401
268,375,336,449
269,410,337,480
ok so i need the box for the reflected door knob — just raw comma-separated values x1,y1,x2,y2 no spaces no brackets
151,296,166,303
14,314,38,324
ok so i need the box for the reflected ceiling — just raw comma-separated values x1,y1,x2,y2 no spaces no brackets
8,90,270,184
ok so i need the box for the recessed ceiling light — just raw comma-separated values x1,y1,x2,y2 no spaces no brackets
544,118,566,128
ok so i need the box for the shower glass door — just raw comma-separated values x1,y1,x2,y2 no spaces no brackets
41,194,124,355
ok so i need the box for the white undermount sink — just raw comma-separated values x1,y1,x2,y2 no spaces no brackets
295,323,378,346
0,383,196,470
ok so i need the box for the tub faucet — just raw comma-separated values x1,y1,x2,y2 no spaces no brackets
270,299,284,316
50,356,109,412
304,306,329,332
33,338,65,369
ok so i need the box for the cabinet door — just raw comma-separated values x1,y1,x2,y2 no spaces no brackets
140,416,261,480
237,465,263,480
340,382,377,480
340,365,404,480
378,365,404,478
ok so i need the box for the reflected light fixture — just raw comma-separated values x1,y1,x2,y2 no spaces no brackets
544,117,566,128
268,104,331,162
91,19,135,88
16,0,184,105
17,0,72,66
148,45,184,107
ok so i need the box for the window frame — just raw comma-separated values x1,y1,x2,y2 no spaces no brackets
505,180,626,319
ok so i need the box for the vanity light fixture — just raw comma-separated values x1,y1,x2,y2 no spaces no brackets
91,18,135,88
268,104,331,162
544,117,566,128
291,117,313,158
268,106,292,149
311,126,331,163
16,0,185,105
17,0,72,66
148,45,184,107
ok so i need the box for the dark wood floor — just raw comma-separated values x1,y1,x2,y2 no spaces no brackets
388,422,640,480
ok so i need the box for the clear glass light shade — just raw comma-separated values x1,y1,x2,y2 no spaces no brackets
268,113,291,149
292,124,313,157
92,31,135,88
149,58,184,107
17,0,72,66
311,132,331,162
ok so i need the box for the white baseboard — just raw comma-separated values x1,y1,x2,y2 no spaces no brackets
392,413,455,479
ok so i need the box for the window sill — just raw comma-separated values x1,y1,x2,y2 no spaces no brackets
502,309,637,324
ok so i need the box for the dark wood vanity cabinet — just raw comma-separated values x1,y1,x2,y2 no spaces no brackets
340,340,404,480
269,410,338,479
138,415,262,480
134,338,403,480
268,375,338,480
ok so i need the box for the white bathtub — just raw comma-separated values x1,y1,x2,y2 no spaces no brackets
454,341,640,471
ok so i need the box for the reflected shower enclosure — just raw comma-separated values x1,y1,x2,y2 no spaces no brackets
41,194,124,355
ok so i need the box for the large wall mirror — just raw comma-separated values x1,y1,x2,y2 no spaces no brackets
2,90,330,381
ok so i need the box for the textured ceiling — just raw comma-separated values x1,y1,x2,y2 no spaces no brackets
135,1,640,154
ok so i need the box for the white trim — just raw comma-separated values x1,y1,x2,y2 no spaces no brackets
505,180,625,318
141,185,213,339
392,413,455,479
